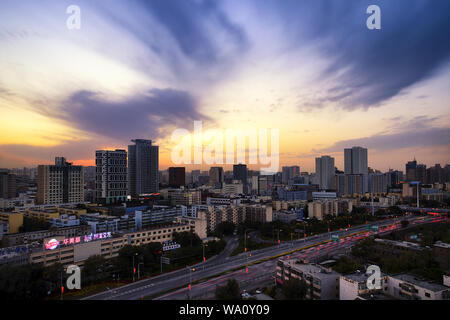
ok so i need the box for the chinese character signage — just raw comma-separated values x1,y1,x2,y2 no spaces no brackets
163,240,181,251
44,232,112,250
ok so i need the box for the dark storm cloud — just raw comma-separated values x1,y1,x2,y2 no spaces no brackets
270,0,450,109
138,0,247,63
56,88,211,141
97,0,248,73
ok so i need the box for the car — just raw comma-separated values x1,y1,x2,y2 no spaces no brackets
241,293,251,299
255,290,262,294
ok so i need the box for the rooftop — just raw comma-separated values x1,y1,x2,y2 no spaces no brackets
343,270,386,283
391,274,449,292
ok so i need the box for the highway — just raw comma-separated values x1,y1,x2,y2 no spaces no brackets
83,214,447,300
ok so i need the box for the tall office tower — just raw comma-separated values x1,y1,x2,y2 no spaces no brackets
416,164,427,184
37,157,84,204
281,166,300,184
344,146,368,193
0,169,16,199
233,164,248,192
168,167,186,188
315,156,335,190
191,170,201,184
405,159,417,181
128,139,159,197
95,149,128,204
209,167,224,188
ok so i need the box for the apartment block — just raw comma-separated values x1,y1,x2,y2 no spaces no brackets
37,157,84,205
276,259,340,300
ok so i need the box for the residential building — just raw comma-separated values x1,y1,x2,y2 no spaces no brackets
0,212,23,233
276,259,341,300
0,169,16,199
315,156,335,190
344,147,368,193
209,167,224,188
387,274,449,300
95,149,128,204
128,139,159,197
37,157,84,204
340,271,389,300
168,167,186,188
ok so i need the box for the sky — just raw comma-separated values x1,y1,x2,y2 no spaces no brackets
0,0,449,173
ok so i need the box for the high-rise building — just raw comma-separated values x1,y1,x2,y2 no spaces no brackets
405,159,417,181
386,169,403,187
191,170,201,184
315,156,334,190
168,167,186,188
95,149,128,204
128,139,159,197
368,173,388,194
233,164,247,184
37,157,84,204
209,167,224,188
426,164,445,184
344,174,364,195
0,169,16,199
344,147,368,175
344,147,368,193
233,164,248,193
281,166,300,184
416,164,427,184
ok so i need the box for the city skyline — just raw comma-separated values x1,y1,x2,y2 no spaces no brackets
1,1,449,172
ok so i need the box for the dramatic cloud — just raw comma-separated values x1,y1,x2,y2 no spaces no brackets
55,89,211,141
316,118,450,153
264,0,450,109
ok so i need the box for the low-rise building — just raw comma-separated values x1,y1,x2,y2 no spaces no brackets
0,212,23,233
308,200,352,220
29,223,192,267
340,270,389,300
276,259,341,300
1,225,92,247
273,211,298,224
0,221,9,240
387,274,450,300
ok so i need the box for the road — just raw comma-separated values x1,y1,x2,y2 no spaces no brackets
83,214,447,300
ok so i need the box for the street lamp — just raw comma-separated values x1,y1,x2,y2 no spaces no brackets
202,243,208,270
187,266,196,299
244,229,252,253
132,252,138,282
138,262,144,280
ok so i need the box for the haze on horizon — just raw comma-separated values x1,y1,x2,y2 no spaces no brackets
0,0,449,173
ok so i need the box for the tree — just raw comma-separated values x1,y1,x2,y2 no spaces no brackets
387,206,403,216
281,278,307,300
214,222,235,238
173,231,202,247
83,255,108,284
215,279,241,300
333,257,362,274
